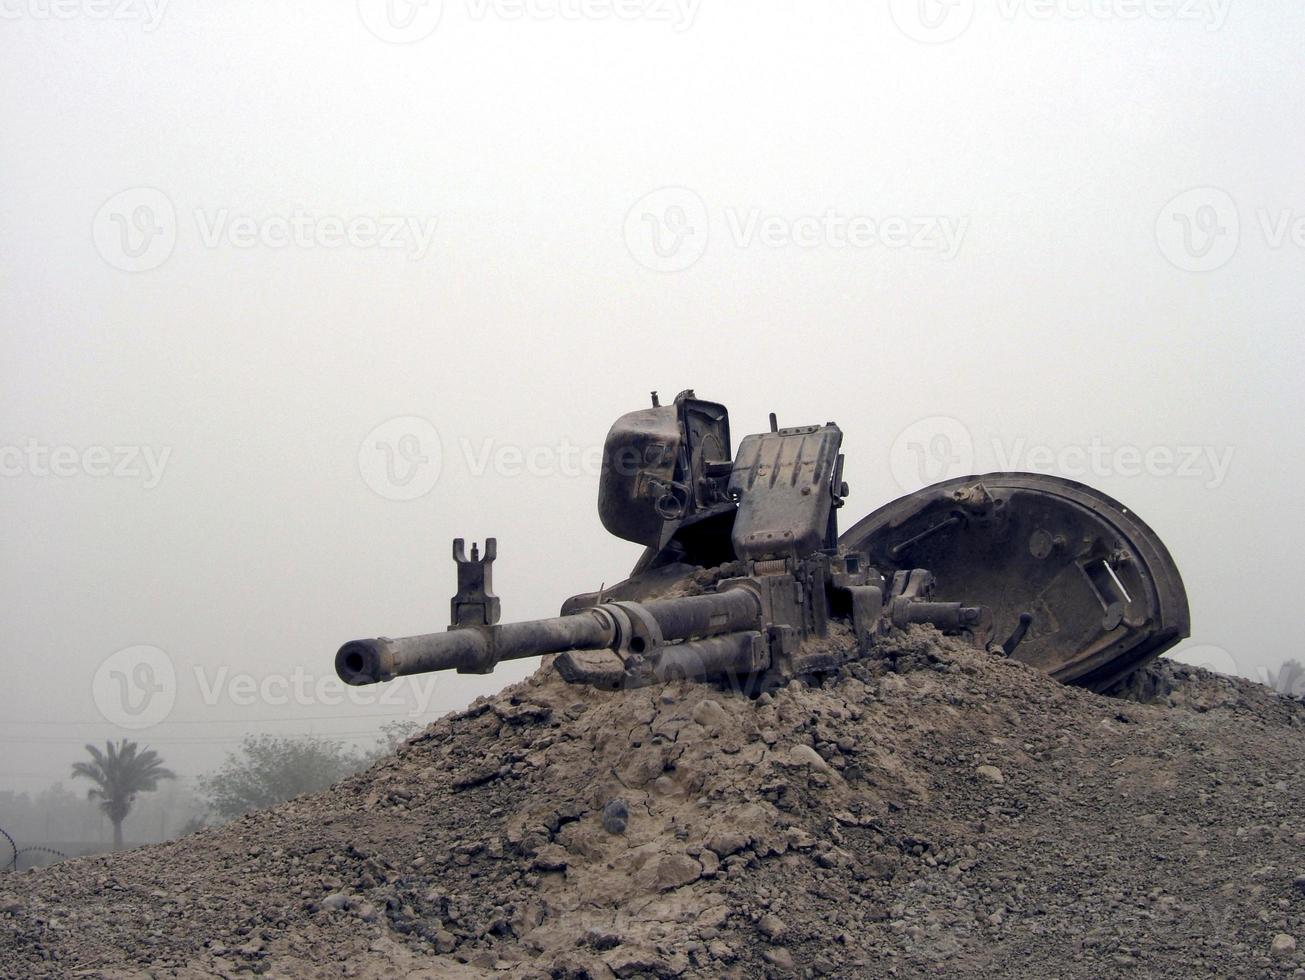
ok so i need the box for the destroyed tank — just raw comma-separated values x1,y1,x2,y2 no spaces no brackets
335,391,1189,694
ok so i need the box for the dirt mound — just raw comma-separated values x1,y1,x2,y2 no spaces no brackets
3,630,1305,979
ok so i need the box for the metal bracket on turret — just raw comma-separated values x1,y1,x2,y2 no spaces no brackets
450,538,501,628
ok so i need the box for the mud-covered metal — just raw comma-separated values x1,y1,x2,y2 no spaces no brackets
336,392,1189,694
840,473,1190,692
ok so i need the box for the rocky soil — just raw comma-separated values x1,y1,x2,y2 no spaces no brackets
3,630,1305,979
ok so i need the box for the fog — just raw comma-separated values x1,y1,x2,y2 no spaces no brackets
2,1,1302,809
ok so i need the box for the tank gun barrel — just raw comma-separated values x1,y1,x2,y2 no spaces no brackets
336,587,763,686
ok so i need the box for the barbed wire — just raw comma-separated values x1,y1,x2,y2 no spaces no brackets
0,825,69,872
0,824,15,870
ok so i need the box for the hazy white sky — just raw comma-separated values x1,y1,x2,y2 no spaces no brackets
2,1,1302,793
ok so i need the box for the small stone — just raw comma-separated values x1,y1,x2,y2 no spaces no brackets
584,929,624,951
1272,934,1297,957
1292,875,1305,893
763,947,796,971
706,830,751,857
605,947,673,978
698,848,720,876
639,853,702,892
691,699,730,731
788,744,829,770
707,940,735,962
320,893,349,911
758,913,787,941
602,798,630,835
531,845,569,872
785,827,816,850
975,765,1005,784
432,928,458,954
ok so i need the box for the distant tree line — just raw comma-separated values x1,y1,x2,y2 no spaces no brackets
1,720,419,863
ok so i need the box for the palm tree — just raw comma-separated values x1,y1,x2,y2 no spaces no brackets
71,740,175,850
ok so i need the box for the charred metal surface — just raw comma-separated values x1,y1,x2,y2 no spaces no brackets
336,395,1189,695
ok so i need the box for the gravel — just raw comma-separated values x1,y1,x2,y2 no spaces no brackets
2,627,1304,978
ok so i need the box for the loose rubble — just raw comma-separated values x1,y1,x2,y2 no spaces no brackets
2,630,1305,979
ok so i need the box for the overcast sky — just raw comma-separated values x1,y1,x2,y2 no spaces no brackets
2,1,1302,795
